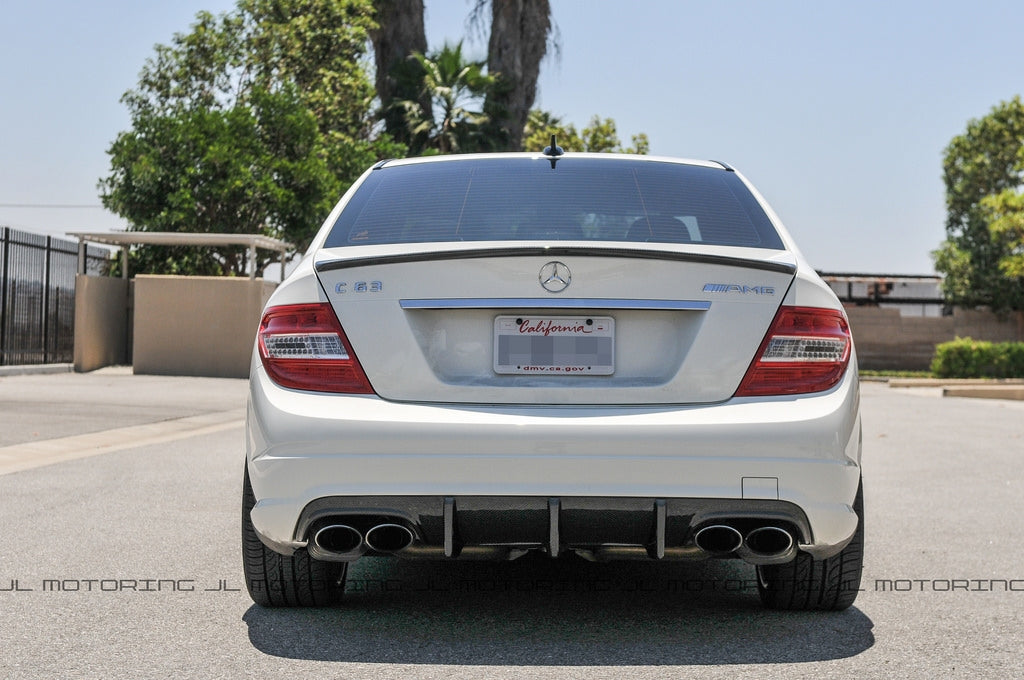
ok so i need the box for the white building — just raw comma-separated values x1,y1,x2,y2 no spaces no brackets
818,273,945,318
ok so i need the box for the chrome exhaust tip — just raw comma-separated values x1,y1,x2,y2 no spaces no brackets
309,524,364,561
746,526,795,555
738,526,796,565
364,523,415,553
693,524,744,555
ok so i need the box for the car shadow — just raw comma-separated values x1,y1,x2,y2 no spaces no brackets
243,554,874,666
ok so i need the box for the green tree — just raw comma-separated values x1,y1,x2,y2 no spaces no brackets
102,86,335,276
400,42,496,154
100,0,400,276
243,0,404,184
934,96,1024,311
578,116,650,154
983,189,1024,279
522,109,582,152
522,110,649,154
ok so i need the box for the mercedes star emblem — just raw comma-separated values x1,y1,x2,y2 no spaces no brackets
539,261,571,293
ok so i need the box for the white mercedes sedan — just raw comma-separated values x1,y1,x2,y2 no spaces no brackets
243,150,863,611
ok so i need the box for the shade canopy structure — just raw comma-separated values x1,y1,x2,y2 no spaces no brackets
68,232,293,281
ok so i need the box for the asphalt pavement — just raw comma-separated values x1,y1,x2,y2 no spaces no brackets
0,370,1021,679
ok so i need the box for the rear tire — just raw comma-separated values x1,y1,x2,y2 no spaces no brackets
756,479,864,611
242,464,346,607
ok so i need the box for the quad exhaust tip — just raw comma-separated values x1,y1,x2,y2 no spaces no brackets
694,524,797,565
312,524,363,557
364,523,416,553
309,521,416,560
744,526,795,557
693,525,744,555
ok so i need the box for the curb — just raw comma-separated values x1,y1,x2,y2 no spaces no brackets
876,377,1024,401
0,364,74,377
888,378,1024,388
943,385,1024,401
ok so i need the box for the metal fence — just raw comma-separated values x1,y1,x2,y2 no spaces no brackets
0,227,109,366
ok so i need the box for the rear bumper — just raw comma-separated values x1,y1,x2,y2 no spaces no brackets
246,364,861,561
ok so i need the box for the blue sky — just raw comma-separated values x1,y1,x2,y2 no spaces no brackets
2,0,1023,274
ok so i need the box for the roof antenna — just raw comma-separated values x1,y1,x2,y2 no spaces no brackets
543,134,564,169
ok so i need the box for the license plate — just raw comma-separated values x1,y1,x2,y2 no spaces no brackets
493,316,614,375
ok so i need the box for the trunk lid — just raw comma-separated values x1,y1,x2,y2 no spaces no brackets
314,243,795,405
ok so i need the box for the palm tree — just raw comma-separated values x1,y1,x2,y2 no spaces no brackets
371,1,556,152
369,0,430,147
475,0,554,151
401,42,495,154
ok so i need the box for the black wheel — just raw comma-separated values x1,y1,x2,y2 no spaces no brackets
756,479,864,611
242,464,347,607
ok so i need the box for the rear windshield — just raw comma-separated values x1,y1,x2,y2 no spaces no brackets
324,157,785,250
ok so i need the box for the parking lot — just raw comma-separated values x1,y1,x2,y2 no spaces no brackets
0,370,1021,679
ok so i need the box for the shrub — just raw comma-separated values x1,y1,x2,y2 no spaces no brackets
931,337,1024,378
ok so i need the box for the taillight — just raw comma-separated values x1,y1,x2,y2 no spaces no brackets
257,303,374,393
734,306,851,397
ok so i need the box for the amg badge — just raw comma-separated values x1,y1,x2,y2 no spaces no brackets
703,283,776,295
